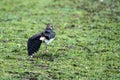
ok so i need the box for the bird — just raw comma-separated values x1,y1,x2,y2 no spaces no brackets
27,24,55,57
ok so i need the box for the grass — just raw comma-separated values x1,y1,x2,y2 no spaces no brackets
0,0,120,80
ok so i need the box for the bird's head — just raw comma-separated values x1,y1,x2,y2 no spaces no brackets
46,24,53,29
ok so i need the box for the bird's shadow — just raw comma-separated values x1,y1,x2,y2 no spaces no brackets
27,47,69,62
33,52,55,61
33,51,66,62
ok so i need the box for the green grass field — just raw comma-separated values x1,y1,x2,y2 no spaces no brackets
0,0,120,80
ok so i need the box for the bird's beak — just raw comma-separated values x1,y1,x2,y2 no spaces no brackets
40,37,46,41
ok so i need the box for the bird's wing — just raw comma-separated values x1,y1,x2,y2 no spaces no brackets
27,33,42,56
30,32,42,40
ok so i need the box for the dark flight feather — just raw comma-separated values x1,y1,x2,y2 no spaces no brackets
27,24,55,56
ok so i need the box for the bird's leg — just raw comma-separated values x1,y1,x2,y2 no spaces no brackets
45,44,49,53
46,44,48,50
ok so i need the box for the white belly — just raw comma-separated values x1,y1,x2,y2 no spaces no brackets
40,37,54,45
45,38,54,45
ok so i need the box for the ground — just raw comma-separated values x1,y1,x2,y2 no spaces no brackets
0,0,120,80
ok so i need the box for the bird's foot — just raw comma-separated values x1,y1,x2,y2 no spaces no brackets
46,49,49,53
42,49,49,53
29,54,34,58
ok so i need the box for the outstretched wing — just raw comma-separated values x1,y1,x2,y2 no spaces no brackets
27,33,42,56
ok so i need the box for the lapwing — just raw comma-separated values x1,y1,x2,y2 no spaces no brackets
27,24,55,57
